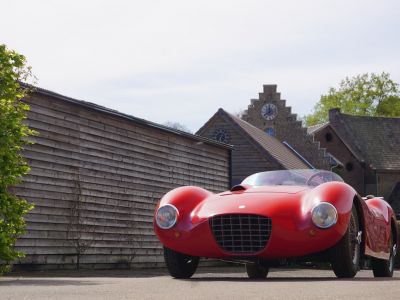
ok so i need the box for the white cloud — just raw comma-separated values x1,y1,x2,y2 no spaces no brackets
1,0,399,131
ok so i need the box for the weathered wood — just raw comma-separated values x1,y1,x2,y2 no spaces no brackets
27,101,228,160
14,91,231,270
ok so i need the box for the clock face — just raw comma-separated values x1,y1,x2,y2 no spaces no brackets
213,128,230,143
261,103,278,121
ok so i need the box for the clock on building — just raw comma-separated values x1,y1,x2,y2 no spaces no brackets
213,128,230,143
261,103,278,121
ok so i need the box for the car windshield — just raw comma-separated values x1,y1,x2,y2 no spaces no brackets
241,169,344,187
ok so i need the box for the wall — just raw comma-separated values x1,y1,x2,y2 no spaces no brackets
313,125,400,210
242,85,330,170
313,126,365,194
197,112,280,186
14,91,231,270
377,172,400,212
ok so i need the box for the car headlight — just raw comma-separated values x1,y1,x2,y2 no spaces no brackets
156,204,179,229
311,202,338,229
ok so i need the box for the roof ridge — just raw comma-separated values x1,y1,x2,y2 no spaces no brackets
339,112,400,121
332,111,400,170
218,109,309,170
22,83,233,150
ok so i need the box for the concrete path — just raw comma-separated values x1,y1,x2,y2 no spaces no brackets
1,268,399,300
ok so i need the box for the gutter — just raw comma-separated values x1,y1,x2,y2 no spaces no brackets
282,141,315,169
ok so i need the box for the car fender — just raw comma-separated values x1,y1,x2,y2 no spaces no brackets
303,181,358,239
364,197,398,258
157,186,212,209
155,186,212,227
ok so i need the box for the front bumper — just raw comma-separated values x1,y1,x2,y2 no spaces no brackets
154,212,346,259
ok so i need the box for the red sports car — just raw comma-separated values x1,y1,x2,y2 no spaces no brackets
154,169,398,279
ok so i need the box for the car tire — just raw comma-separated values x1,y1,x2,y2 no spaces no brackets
371,230,395,277
163,247,199,279
245,263,269,279
331,205,360,278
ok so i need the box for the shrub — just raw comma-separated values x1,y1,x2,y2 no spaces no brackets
0,44,35,274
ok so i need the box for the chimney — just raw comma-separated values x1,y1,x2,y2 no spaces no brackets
263,84,277,94
329,108,341,122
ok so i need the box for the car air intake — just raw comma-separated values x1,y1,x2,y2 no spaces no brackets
209,214,272,254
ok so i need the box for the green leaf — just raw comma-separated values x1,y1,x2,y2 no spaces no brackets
305,72,400,126
0,44,35,270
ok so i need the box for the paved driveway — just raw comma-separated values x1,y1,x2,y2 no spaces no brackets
1,268,399,300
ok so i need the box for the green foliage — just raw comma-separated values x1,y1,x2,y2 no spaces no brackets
305,72,400,126
0,44,35,274
163,121,193,133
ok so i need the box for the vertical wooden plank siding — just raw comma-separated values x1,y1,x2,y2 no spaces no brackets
14,92,231,270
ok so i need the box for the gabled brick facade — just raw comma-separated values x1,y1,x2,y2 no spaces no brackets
197,109,308,186
310,108,400,214
242,85,330,170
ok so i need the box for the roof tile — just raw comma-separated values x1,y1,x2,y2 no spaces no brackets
329,111,400,170
221,110,309,169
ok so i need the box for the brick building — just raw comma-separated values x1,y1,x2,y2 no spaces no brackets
309,108,400,214
197,108,308,186
242,85,330,169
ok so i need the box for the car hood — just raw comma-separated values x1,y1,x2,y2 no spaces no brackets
191,185,311,221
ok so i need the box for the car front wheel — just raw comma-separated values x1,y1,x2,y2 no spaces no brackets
331,205,361,278
245,263,269,279
163,247,199,279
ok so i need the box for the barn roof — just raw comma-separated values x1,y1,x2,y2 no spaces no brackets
312,109,400,171
24,84,233,150
197,108,309,170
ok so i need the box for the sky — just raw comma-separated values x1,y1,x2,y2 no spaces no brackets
1,0,400,132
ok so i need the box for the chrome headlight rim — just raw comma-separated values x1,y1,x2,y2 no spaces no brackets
311,202,338,229
156,204,179,229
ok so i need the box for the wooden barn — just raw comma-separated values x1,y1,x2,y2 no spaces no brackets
13,87,232,270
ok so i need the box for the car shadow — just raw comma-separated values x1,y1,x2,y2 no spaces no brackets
187,276,400,282
0,279,100,286
4,269,170,279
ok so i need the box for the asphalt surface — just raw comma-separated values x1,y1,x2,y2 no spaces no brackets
1,267,400,300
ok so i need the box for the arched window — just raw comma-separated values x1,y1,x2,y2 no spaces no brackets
325,132,333,142
265,127,275,137
345,162,354,172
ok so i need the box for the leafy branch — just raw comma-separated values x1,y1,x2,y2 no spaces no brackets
0,44,35,274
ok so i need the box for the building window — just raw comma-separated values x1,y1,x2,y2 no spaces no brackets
346,162,354,172
265,127,275,137
325,132,333,142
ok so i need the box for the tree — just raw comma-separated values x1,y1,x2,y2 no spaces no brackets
234,109,245,119
305,72,400,126
164,121,192,134
0,44,35,274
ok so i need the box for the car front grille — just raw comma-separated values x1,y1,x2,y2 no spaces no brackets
209,214,272,254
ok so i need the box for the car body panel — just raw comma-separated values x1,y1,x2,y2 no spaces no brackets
362,198,396,259
154,175,397,262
